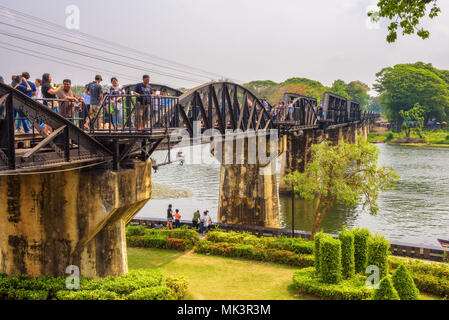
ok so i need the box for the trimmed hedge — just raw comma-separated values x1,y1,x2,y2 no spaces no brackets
367,235,390,279
126,225,147,237
194,241,314,268
292,267,372,300
319,237,342,284
392,264,420,300
0,269,188,300
126,286,170,300
56,289,119,300
373,276,400,300
314,233,333,275
388,257,449,298
353,228,371,274
127,235,189,251
339,230,355,279
206,231,314,254
407,272,449,298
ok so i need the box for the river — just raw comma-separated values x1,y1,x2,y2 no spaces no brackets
136,142,449,247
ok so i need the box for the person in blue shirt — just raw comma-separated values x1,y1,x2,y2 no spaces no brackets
15,72,36,133
132,74,152,129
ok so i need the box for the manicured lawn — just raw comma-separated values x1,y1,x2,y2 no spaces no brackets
127,247,310,300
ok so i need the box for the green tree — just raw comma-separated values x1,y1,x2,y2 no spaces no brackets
399,103,425,137
375,63,449,125
284,137,399,238
346,81,370,108
330,80,350,99
369,0,441,43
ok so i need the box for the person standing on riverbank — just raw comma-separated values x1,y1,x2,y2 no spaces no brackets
174,209,181,229
192,210,200,230
200,211,212,235
167,204,174,230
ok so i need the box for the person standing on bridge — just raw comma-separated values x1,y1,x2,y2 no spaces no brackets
167,204,174,230
87,75,104,130
57,79,84,122
42,73,62,113
15,72,37,134
108,77,125,130
132,74,152,130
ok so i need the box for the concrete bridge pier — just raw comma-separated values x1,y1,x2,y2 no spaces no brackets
0,161,152,278
215,134,280,228
278,130,315,194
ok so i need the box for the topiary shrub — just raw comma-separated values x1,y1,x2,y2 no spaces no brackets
373,276,400,300
126,225,147,236
338,229,355,279
165,276,188,300
292,268,372,300
367,234,390,279
319,237,342,284
392,264,420,300
353,228,371,274
314,232,333,275
56,289,119,300
126,286,170,300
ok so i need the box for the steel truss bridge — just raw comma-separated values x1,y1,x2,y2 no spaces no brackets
0,82,378,173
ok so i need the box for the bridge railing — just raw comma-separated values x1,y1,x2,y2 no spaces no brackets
271,106,321,125
35,98,88,128
88,94,180,134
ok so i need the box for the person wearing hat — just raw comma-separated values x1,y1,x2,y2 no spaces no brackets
87,75,103,129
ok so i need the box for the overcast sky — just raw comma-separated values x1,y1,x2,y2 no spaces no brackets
1,0,448,92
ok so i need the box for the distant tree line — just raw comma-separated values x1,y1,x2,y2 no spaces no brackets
374,62,449,125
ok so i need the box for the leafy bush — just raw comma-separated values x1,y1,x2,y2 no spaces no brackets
319,237,342,284
0,269,186,301
292,267,372,300
408,272,449,298
339,230,355,279
386,132,395,141
367,234,390,279
389,257,449,279
206,231,314,255
314,233,333,275
126,225,147,236
82,269,163,295
127,235,190,251
165,276,188,300
194,241,314,268
56,289,119,300
126,286,170,300
373,276,400,300
353,228,371,274
391,264,420,300
146,228,199,245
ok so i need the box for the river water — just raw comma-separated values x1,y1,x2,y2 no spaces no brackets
136,143,449,247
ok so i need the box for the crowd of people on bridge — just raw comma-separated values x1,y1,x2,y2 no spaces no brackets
0,71,176,134
165,204,213,235
262,99,324,122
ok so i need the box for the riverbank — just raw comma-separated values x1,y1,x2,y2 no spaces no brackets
368,127,449,148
